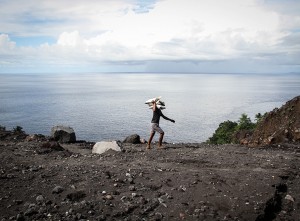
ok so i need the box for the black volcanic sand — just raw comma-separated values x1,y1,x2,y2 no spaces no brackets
1,139,300,220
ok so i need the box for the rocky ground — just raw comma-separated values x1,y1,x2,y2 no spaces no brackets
1,129,300,221
248,96,300,147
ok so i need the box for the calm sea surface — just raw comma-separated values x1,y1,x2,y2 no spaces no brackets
0,73,300,143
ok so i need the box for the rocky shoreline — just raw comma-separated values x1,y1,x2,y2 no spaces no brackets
0,127,300,221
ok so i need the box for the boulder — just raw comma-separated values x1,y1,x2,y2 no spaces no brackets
123,134,141,144
92,141,122,154
51,126,76,143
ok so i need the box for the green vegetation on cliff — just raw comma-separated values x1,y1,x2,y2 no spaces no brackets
207,113,264,145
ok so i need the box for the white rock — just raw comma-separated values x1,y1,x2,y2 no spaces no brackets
92,141,122,155
285,194,294,202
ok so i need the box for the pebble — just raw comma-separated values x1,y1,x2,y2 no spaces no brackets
52,186,64,194
285,194,294,202
105,195,113,200
158,197,165,204
6,174,15,179
179,185,186,192
29,166,39,172
194,208,201,213
154,212,163,219
28,203,36,208
24,207,38,216
128,177,134,184
166,193,173,199
36,195,45,203
16,214,25,221
14,200,23,205
129,185,136,191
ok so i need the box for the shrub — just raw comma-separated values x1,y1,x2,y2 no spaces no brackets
0,125,6,131
207,113,264,145
207,120,238,144
13,126,24,133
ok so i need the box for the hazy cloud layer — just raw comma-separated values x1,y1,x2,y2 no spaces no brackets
0,0,299,73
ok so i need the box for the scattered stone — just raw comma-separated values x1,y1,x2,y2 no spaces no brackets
14,200,23,205
179,185,186,192
128,177,134,184
29,166,40,172
105,195,113,200
129,185,136,191
24,207,38,216
158,197,165,204
155,212,163,220
28,203,36,208
16,214,25,221
51,125,76,143
76,213,83,220
285,194,294,202
45,200,52,205
36,195,45,203
52,186,64,194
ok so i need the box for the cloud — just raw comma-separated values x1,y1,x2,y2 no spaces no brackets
0,34,16,51
0,0,299,73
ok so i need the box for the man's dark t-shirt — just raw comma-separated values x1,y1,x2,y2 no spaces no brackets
151,108,169,124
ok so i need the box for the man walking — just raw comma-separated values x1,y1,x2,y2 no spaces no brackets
147,100,175,149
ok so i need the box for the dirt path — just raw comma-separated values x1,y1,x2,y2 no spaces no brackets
1,140,300,221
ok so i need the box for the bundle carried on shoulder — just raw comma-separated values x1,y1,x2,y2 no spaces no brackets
145,96,166,109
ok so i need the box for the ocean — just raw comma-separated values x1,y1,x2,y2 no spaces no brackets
0,73,300,143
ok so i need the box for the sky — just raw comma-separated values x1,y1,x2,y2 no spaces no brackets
0,0,300,74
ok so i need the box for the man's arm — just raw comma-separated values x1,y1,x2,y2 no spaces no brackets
161,112,175,123
152,101,157,112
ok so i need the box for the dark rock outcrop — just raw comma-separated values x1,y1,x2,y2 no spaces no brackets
123,134,141,144
51,126,76,143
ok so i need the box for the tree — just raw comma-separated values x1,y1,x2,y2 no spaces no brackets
207,113,261,145
236,113,255,131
